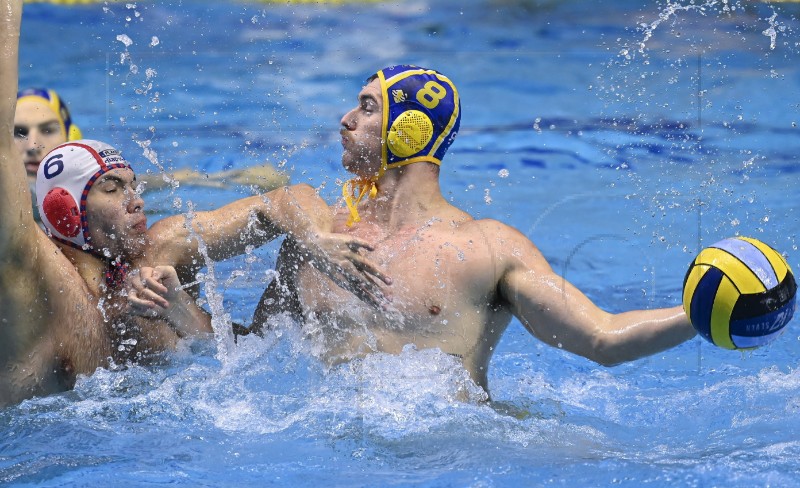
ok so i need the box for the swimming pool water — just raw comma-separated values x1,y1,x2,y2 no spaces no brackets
5,0,800,486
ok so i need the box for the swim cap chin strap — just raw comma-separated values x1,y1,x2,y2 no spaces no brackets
105,257,131,289
342,65,460,227
343,177,378,226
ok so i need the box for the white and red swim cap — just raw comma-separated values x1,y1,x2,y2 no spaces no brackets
35,140,132,250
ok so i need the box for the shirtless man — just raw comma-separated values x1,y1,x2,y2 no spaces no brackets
254,64,696,395
0,0,388,407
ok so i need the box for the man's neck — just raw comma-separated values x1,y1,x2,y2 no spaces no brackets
361,163,447,229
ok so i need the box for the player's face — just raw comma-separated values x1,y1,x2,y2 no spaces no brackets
340,78,383,178
14,100,67,182
85,168,149,259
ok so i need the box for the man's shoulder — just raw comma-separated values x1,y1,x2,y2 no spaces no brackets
144,216,187,261
457,216,525,238
3,226,69,274
456,217,543,260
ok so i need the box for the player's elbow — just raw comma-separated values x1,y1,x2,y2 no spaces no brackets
587,333,628,367
287,183,316,198
280,183,326,210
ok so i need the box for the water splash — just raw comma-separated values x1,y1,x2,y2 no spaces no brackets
115,33,133,48
634,1,789,56
193,340,492,439
181,201,235,363
762,10,786,50
134,139,179,191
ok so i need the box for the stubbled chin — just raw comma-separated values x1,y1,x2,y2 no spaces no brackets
342,158,355,173
341,153,374,176
342,160,354,172
122,236,148,260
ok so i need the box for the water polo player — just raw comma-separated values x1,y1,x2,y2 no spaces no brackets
254,64,696,397
0,0,389,407
15,88,82,184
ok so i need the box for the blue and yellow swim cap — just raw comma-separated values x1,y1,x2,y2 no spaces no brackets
378,65,461,171
16,88,83,141
343,65,461,226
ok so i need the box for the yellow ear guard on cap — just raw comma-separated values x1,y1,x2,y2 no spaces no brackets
387,110,434,158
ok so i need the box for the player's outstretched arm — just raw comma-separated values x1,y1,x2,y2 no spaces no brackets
0,0,113,406
0,0,47,364
149,183,391,308
491,221,695,365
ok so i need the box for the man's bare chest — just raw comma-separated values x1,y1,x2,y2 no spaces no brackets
296,225,499,326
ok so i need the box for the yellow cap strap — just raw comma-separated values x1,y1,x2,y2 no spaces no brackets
343,178,378,227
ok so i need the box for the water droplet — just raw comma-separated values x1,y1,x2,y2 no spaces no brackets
116,34,133,47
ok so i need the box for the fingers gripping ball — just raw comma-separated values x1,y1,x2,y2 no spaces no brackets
683,237,797,350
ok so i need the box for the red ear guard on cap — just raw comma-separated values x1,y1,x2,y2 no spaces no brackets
41,187,81,238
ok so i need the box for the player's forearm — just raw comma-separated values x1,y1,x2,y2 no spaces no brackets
162,291,213,338
155,184,331,265
592,306,695,366
0,1,21,137
0,0,32,253
0,0,21,153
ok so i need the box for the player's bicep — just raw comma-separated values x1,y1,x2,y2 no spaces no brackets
499,256,610,356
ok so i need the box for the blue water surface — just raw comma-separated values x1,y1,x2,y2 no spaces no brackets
5,0,800,486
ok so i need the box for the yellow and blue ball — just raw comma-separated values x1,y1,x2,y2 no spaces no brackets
682,237,796,350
